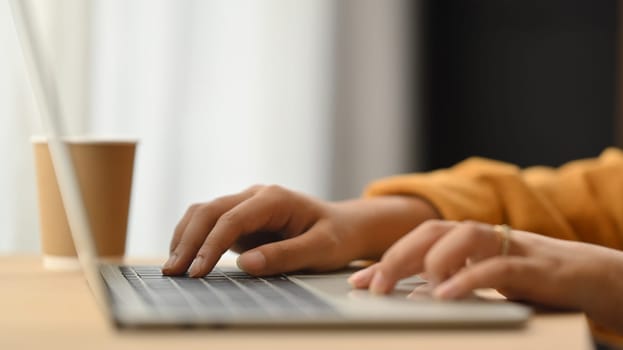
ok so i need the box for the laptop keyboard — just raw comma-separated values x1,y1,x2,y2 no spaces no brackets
117,265,337,318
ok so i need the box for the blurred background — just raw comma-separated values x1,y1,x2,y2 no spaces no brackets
0,0,621,257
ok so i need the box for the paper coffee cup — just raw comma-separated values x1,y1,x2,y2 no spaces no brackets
32,136,136,270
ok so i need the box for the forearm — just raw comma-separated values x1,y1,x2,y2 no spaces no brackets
332,196,440,261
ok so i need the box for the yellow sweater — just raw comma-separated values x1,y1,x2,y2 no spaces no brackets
365,148,623,345
365,147,623,250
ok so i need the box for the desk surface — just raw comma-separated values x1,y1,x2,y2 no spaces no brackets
0,256,592,350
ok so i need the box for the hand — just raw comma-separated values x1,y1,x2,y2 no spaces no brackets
161,185,439,277
348,220,623,333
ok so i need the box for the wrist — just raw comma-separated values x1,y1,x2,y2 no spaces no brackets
334,196,440,261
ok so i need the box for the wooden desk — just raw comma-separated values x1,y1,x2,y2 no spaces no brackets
0,256,593,350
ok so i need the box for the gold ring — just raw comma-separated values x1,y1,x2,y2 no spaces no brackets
493,224,512,256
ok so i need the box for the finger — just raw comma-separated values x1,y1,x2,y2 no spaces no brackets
169,204,200,253
162,186,261,275
369,220,456,294
433,256,553,303
188,186,318,277
347,263,379,289
424,221,504,283
170,185,264,254
235,223,341,276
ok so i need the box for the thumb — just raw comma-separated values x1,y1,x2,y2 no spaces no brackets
236,227,342,276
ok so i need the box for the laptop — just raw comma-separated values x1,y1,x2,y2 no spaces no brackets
11,0,531,329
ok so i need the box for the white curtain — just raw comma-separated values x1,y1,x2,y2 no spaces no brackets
1,0,414,257
0,0,40,252
331,0,416,200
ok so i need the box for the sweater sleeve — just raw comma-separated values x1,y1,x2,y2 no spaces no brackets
363,148,623,250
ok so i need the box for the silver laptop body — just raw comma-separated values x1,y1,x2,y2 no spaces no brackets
100,262,530,328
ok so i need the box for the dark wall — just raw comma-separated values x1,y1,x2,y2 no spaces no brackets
419,0,619,170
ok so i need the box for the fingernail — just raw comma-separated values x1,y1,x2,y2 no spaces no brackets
162,253,178,272
369,271,389,295
188,256,204,277
434,280,458,300
347,268,374,288
237,251,266,273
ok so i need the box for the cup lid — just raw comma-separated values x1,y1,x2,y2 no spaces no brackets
30,135,139,144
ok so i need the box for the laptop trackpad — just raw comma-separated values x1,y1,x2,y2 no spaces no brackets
289,272,434,302
289,272,530,325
